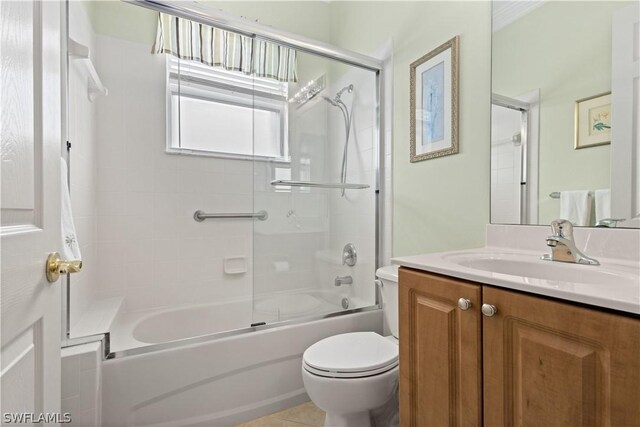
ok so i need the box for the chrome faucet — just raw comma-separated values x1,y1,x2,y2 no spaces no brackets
541,219,600,265
335,275,353,287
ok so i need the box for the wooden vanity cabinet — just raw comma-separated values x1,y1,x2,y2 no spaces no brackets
399,267,640,427
399,268,483,427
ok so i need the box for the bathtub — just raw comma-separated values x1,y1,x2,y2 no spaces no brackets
102,291,382,426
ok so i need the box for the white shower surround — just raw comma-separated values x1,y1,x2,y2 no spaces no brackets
102,310,382,426
91,29,379,317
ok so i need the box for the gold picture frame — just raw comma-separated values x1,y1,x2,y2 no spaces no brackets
410,36,459,162
574,92,611,149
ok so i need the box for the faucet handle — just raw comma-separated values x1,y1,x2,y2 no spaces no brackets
342,243,357,267
550,219,573,238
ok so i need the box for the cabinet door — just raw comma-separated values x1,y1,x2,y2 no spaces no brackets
399,268,482,427
483,286,640,427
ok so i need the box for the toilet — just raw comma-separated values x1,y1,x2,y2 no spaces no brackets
302,265,399,427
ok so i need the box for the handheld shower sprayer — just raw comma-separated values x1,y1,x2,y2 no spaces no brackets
335,84,354,101
322,83,355,196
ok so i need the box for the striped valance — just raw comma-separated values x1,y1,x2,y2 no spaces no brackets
153,13,298,83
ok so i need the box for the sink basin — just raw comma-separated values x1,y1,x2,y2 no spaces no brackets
443,252,639,287
392,226,640,314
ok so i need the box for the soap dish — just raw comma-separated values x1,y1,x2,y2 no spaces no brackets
224,256,247,275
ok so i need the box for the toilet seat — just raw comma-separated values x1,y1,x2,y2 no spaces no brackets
303,360,398,378
302,332,398,379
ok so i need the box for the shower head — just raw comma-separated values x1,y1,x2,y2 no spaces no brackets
335,84,354,100
321,84,355,108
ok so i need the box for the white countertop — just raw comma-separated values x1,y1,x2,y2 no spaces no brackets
392,225,640,315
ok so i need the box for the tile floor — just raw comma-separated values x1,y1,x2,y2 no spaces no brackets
236,402,325,427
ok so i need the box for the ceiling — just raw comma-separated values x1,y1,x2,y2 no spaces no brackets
492,0,545,32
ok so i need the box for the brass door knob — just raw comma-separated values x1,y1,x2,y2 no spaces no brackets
46,252,82,283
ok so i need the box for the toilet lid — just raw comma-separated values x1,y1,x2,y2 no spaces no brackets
303,332,398,377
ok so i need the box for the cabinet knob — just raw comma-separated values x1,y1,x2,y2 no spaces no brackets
457,298,472,311
481,304,497,317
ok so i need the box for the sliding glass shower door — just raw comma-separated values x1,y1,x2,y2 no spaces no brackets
251,46,379,325
66,1,383,355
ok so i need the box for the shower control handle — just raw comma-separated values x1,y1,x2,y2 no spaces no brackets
342,243,357,267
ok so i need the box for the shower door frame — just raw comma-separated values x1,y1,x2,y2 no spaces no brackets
64,0,386,359
491,94,529,224
491,91,540,225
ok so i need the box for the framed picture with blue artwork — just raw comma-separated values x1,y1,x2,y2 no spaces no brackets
410,36,459,162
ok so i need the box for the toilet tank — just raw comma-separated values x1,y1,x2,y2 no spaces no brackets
376,265,399,338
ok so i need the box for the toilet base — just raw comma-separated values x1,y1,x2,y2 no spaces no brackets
302,363,398,427
324,411,371,427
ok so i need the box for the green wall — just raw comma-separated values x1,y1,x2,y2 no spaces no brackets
85,1,157,44
330,2,492,256
85,1,331,45
493,1,631,225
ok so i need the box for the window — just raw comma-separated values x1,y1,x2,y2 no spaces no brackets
166,57,289,160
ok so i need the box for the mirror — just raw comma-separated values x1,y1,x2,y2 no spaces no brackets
491,1,639,228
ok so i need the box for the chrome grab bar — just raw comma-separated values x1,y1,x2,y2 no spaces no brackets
270,180,369,189
193,210,268,222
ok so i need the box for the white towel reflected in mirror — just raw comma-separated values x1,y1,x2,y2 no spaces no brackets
560,190,592,226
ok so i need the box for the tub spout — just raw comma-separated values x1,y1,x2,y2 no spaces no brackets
334,275,353,287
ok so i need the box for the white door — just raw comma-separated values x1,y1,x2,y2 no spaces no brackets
1,0,63,422
611,2,640,222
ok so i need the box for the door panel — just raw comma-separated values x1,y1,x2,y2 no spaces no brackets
611,3,640,220
483,286,640,427
0,0,40,229
1,324,41,417
1,0,62,418
399,268,482,427
508,320,601,426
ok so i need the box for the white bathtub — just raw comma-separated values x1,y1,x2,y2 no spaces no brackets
129,302,253,347
109,291,369,352
102,292,381,426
